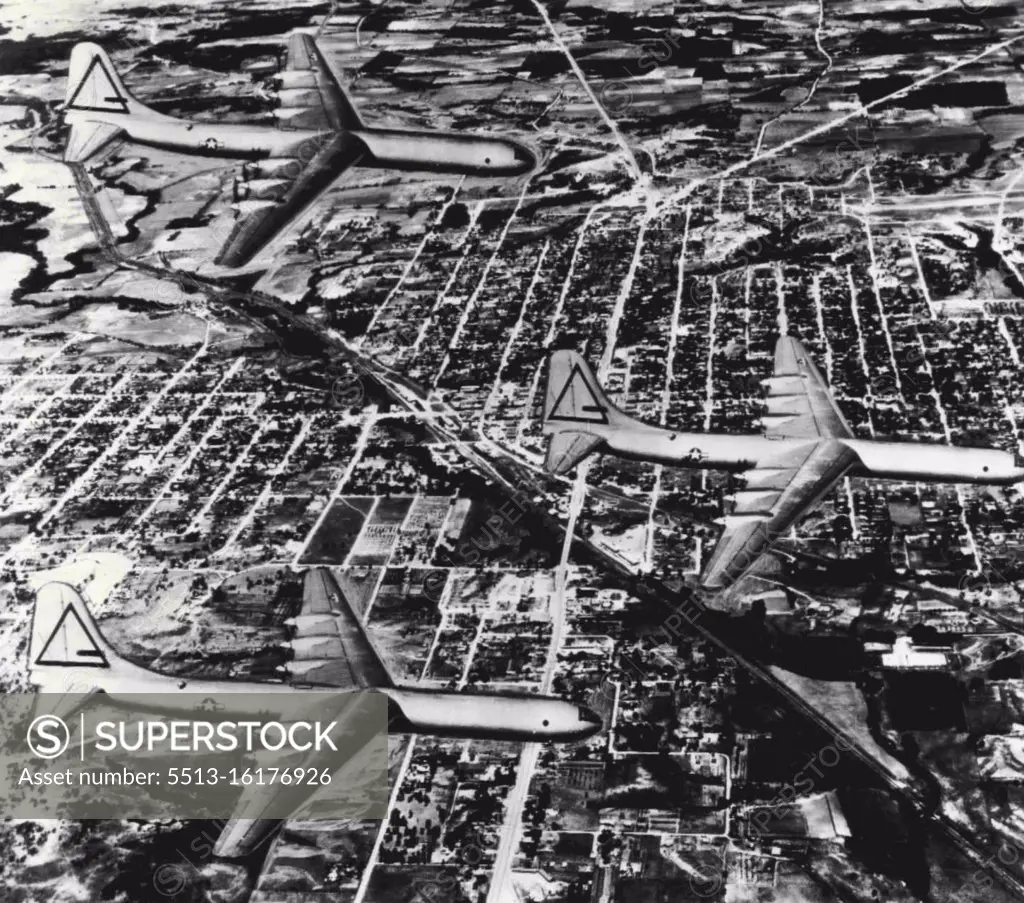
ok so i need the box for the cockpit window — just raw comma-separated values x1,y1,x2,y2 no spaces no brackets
578,706,602,725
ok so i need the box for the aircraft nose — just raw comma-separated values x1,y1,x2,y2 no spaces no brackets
577,704,603,737
513,142,536,173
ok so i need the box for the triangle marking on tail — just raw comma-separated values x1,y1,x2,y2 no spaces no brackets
67,55,129,113
549,363,608,424
35,604,109,668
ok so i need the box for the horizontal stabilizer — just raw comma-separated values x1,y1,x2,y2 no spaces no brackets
64,121,123,163
544,431,604,476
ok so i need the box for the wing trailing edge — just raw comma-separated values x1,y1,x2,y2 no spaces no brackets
701,441,860,589
282,32,362,132
286,568,394,690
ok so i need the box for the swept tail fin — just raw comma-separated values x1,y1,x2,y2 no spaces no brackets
29,582,116,692
63,43,153,162
541,350,623,475
65,43,139,116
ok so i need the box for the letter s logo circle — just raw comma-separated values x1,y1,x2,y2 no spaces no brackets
27,714,70,759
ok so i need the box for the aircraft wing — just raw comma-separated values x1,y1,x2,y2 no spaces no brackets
213,692,387,858
214,570,394,857
286,567,394,689
701,441,859,589
761,336,854,440
277,32,362,132
214,130,363,267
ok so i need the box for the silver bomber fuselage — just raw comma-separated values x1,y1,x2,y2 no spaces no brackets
66,107,535,175
38,663,599,744
603,423,1024,485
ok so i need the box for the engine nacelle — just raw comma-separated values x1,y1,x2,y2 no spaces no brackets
234,178,291,200
273,107,319,127
724,490,780,516
740,468,791,491
231,199,278,217
285,658,335,679
762,396,812,416
287,636,344,659
759,413,799,430
278,88,322,108
761,376,805,395
242,157,301,180
714,513,772,527
275,70,318,89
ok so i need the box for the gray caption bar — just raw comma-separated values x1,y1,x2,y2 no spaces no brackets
0,692,388,819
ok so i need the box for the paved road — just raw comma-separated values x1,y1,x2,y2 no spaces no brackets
486,461,589,903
